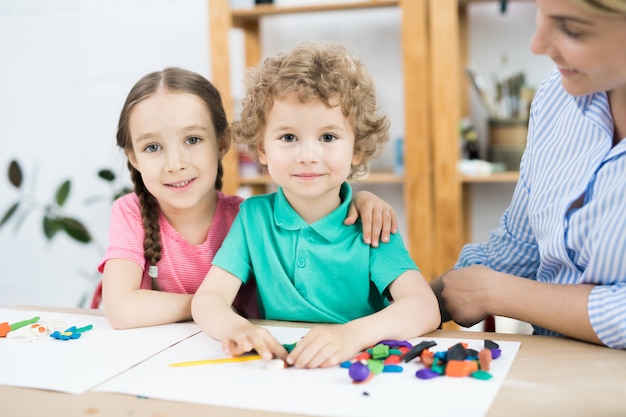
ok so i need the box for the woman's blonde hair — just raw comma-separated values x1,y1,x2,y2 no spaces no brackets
233,40,389,179
568,0,626,14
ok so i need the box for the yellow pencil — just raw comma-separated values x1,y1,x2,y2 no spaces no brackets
168,354,262,367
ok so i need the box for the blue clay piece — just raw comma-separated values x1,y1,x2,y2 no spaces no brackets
416,368,440,379
491,349,502,360
340,361,352,368
382,365,403,373
349,361,371,382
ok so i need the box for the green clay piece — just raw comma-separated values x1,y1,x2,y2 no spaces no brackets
367,359,385,375
370,344,390,359
10,316,40,331
282,342,297,353
471,370,493,380
431,358,445,375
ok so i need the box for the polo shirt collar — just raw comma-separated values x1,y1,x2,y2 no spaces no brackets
273,182,352,242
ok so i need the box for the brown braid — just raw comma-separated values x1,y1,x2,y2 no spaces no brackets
116,67,231,291
129,163,162,290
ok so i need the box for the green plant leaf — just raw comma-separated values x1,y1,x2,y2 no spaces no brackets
114,186,133,201
43,216,62,240
98,169,116,182
8,160,23,188
55,180,71,206
60,217,91,243
0,201,20,228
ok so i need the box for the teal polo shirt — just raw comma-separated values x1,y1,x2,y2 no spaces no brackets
212,182,419,323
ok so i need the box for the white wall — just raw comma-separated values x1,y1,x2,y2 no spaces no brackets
0,0,550,308
0,0,210,307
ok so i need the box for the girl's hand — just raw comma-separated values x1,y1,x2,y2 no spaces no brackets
347,191,398,247
221,323,288,361
286,325,360,368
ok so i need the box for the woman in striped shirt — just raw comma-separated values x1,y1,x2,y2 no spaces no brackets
432,0,626,349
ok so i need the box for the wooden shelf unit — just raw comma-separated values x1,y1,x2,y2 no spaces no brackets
208,0,436,279
207,0,522,281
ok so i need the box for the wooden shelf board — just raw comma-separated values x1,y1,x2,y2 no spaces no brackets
232,0,398,26
461,171,519,183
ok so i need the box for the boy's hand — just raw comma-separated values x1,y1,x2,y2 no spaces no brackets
286,325,359,368
347,191,398,247
221,323,288,361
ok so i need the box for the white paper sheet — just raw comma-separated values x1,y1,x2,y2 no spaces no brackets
95,326,521,417
0,308,200,394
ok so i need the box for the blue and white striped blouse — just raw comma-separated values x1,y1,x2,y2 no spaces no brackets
456,68,626,349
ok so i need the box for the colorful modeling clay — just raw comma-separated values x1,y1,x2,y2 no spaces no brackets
50,324,93,340
343,339,502,383
0,316,40,337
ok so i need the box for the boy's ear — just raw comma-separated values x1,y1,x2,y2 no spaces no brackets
218,128,232,159
258,143,267,165
351,151,363,167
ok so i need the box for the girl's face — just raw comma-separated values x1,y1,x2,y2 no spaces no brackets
127,90,228,217
530,0,626,97
259,92,361,219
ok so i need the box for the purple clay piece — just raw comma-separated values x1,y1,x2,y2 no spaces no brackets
349,361,371,382
491,349,502,360
377,339,413,349
416,368,440,380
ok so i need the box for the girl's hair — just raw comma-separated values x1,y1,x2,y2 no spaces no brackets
233,40,390,179
568,0,626,14
116,67,229,289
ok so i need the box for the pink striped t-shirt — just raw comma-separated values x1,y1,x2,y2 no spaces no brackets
97,191,243,294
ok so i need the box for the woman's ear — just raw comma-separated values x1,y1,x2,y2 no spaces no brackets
218,128,232,159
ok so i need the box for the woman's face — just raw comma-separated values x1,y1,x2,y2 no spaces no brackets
530,0,626,97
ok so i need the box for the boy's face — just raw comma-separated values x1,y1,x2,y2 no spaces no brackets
259,92,361,216
127,90,228,218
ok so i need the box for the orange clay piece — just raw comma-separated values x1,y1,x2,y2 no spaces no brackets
478,348,492,371
445,360,478,377
420,349,434,368
384,355,402,365
0,322,10,337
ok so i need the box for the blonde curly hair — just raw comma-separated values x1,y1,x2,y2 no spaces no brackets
567,0,626,14
233,40,390,179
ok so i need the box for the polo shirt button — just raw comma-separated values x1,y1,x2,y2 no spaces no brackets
296,258,306,268
301,229,310,238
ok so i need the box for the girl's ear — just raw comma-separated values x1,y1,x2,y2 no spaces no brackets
218,128,232,159
127,151,139,170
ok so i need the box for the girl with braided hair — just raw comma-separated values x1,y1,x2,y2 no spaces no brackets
96,67,399,329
